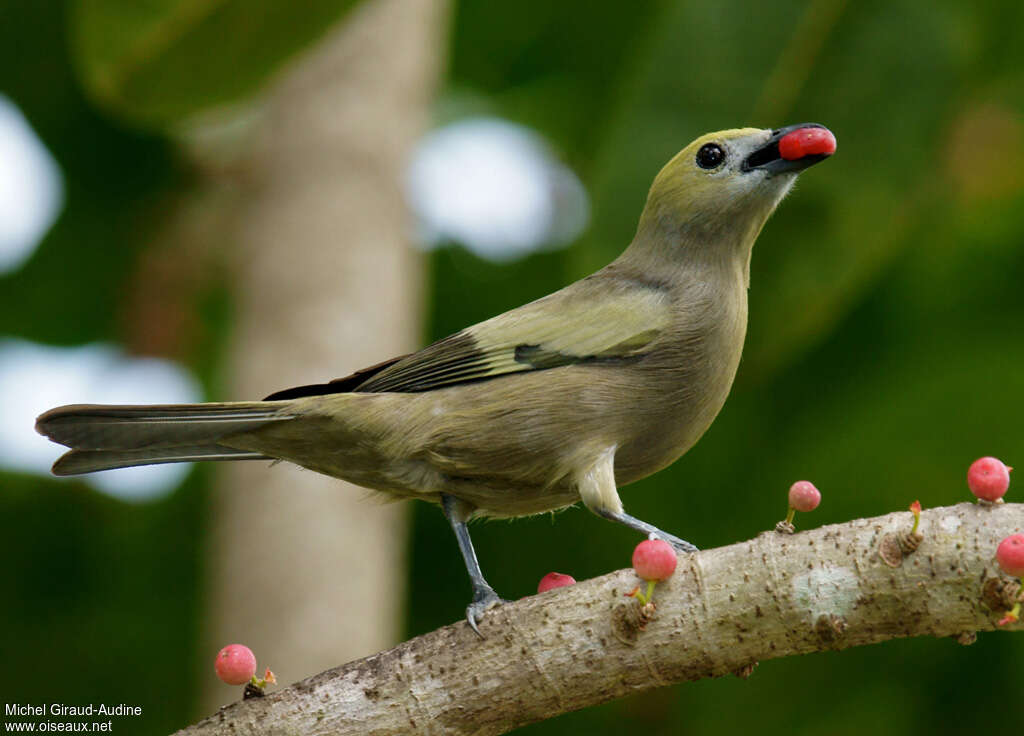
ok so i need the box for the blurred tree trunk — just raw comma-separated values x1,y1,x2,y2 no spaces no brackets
197,0,447,712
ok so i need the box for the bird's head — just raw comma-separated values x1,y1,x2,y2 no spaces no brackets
632,124,836,267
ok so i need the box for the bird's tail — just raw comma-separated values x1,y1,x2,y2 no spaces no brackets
35,402,295,475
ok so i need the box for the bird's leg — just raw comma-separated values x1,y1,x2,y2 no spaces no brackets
595,508,699,553
440,493,503,636
578,447,699,553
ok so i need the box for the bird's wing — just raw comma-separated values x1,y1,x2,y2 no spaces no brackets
351,281,671,393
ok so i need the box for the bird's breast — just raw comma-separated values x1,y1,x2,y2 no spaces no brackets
614,285,748,484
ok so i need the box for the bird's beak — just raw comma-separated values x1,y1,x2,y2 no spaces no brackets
742,123,836,175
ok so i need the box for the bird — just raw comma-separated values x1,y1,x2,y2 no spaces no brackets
36,123,836,634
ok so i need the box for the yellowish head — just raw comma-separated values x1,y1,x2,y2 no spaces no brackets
634,124,835,258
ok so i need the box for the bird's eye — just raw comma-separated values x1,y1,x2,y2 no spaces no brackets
696,143,725,170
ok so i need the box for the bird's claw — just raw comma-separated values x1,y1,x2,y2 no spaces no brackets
649,531,699,554
465,585,505,637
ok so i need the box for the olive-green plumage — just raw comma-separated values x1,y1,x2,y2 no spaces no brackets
37,124,834,631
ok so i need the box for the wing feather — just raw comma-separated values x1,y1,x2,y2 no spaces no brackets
354,280,670,393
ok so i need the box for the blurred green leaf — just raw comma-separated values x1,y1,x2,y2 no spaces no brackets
1,472,207,736
0,0,181,345
70,0,363,128
446,0,661,165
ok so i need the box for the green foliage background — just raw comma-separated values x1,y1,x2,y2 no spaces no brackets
2,0,1023,733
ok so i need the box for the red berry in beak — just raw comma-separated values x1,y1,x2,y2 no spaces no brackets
778,127,837,161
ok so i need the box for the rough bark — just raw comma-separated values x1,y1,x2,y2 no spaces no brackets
177,502,1024,735
199,0,447,712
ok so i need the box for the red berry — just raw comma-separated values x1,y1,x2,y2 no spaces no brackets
215,644,257,686
996,534,1024,578
967,456,1012,501
778,127,837,161
788,481,821,512
632,539,677,582
537,572,576,593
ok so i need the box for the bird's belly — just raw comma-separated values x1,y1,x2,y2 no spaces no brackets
612,409,711,485
434,477,582,519
612,352,743,484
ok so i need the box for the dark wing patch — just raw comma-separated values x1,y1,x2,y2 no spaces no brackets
353,332,500,393
262,355,407,401
513,344,576,370
512,331,657,371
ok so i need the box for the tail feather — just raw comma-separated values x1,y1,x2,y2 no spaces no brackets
52,445,272,475
36,402,295,475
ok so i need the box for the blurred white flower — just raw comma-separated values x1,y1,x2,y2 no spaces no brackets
406,117,589,261
0,340,202,501
0,95,63,273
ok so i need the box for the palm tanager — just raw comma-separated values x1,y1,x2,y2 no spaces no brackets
36,123,836,633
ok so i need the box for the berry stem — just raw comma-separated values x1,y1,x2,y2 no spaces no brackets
626,580,658,605
998,601,1020,627
909,501,921,536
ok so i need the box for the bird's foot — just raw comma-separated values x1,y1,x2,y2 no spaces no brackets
596,509,699,554
646,530,699,554
465,584,505,637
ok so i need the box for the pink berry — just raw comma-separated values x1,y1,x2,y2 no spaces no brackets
537,572,576,593
215,644,257,686
632,539,677,582
967,457,1012,501
996,534,1024,578
788,481,821,512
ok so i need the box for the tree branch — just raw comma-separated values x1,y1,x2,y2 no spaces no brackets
175,502,1024,736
